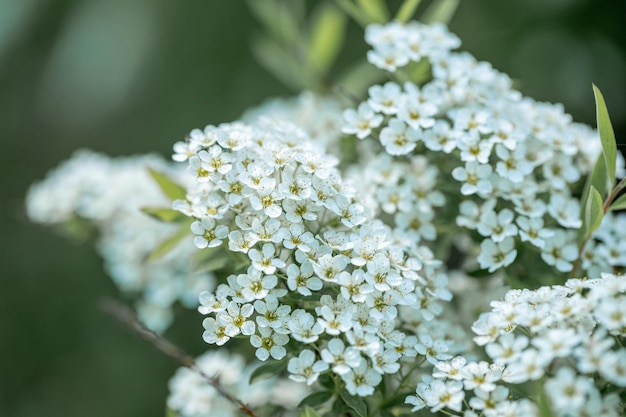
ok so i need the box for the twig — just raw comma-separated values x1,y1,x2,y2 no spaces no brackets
100,298,259,417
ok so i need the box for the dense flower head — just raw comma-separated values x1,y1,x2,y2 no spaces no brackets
343,21,626,277
409,273,626,416
26,150,214,331
175,119,458,396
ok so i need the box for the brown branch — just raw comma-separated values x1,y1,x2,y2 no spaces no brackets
99,298,258,417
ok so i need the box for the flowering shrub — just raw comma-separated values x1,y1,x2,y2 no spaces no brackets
26,1,626,417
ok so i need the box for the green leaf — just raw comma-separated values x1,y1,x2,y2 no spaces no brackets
194,247,230,273
141,207,187,223
317,373,335,390
308,3,347,75
334,0,373,27
146,222,191,262
298,391,334,409
356,0,389,23
395,0,422,23
609,193,626,211
298,406,322,417
578,154,609,244
339,389,368,417
165,408,179,417
421,0,459,24
538,389,554,417
148,168,186,201
249,360,288,384
582,185,604,241
592,84,617,189
336,58,386,98
251,35,314,91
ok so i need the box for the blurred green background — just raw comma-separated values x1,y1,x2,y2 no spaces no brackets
1,1,624,416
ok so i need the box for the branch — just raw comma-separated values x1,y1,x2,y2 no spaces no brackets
100,298,259,417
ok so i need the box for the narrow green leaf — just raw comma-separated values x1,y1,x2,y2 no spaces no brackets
298,391,333,409
582,185,604,240
334,0,373,27
308,3,347,75
592,84,617,189
298,406,322,417
421,0,459,24
538,389,554,417
356,0,389,23
148,168,186,201
317,374,335,391
249,360,288,384
395,0,422,23
578,155,609,244
194,248,230,273
336,58,386,98
146,223,191,262
251,35,313,91
609,193,626,211
141,207,187,223
339,389,368,417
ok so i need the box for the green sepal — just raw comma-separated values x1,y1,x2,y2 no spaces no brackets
581,185,604,241
297,391,334,409
339,389,368,417
395,0,422,23
141,207,188,223
307,3,347,75
592,84,617,190
421,0,459,24
146,221,192,262
298,406,322,417
609,193,626,211
148,168,186,201
249,360,288,384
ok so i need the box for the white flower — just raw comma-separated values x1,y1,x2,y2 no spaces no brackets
287,349,329,385
342,102,384,139
379,118,420,156
288,309,323,343
218,301,255,337
452,161,493,196
286,262,323,296
544,367,592,412
477,237,517,272
341,360,382,397
477,208,518,243
516,216,553,249
421,379,464,412
320,338,362,375
247,243,285,275
253,294,291,332
191,217,228,248
250,326,289,361
198,145,234,175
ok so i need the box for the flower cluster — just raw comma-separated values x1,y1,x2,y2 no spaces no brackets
409,272,626,416
343,21,625,275
26,150,214,331
173,118,458,396
167,350,307,417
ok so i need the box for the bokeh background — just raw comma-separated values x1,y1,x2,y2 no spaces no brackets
1,1,625,416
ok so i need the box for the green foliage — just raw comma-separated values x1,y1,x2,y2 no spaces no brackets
298,406,323,417
297,391,334,409
356,0,389,23
592,84,617,190
395,0,422,23
421,0,459,24
609,193,626,211
308,3,348,74
141,207,188,223
581,185,604,242
339,389,368,417
145,222,191,262
248,360,288,384
194,247,231,273
148,168,186,201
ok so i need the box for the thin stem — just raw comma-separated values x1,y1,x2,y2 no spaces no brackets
100,298,259,417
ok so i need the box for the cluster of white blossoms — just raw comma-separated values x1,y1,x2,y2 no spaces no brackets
408,272,626,416
172,117,462,397
167,350,307,417
241,91,344,151
342,21,626,276
26,150,214,331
